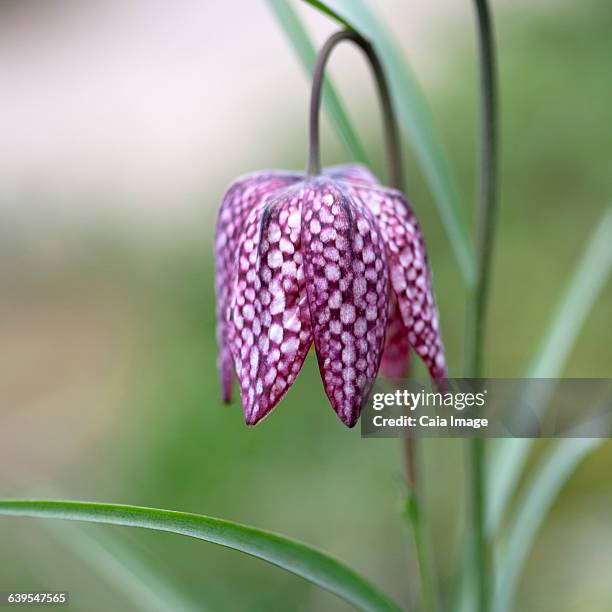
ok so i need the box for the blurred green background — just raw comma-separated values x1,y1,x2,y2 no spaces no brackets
1,1,611,611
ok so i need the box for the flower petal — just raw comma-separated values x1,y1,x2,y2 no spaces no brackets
229,185,312,425
324,163,379,186
345,184,447,381
327,168,411,379
380,292,411,378
301,179,389,427
215,171,300,402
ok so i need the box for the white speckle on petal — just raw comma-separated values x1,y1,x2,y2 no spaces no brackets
281,337,300,354
288,211,301,228
279,238,294,254
330,320,342,334
320,227,337,243
357,218,370,235
269,323,284,344
354,318,367,337
329,291,342,309
243,304,255,321
340,303,356,324
250,347,259,370
268,223,281,243
267,249,283,269
325,264,341,282
282,260,297,276
264,367,277,385
353,277,367,298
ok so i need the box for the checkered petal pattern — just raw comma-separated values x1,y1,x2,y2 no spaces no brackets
214,166,446,426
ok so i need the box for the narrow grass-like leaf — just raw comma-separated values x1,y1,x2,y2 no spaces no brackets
488,207,612,533
494,438,603,612
301,0,475,287
267,0,370,166
0,500,402,612
302,0,354,29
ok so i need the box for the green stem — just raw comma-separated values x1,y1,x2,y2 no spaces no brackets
465,1,499,612
468,438,489,612
308,30,404,190
466,0,499,376
404,443,439,612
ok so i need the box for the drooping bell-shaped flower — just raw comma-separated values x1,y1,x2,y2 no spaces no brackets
215,164,446,427
214,29,446,427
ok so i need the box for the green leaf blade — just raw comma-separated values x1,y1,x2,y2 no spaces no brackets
488,206,612,533
0,500,402,612
494,438,603,612
302,0,355,30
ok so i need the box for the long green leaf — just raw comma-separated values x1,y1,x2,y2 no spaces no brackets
494,438,603,612
267,0,370,166
301,0,475,287
488,207,612,533
0,500,401,612
301,0,354,29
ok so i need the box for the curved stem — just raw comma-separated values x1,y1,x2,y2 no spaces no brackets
465,1,499,612
308,30,404,190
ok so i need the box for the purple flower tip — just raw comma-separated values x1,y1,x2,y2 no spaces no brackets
215,164,446,427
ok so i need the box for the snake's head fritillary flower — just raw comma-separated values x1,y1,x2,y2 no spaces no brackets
215,164,446,427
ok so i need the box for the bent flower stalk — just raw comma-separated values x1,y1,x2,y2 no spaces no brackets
215,165,446,427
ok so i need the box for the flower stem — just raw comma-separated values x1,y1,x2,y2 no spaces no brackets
468,437,489,612
307,30,404,190
465,1,499,612
466,0,499,379
404,441,440,612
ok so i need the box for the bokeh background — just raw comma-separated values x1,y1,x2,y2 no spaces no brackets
1,0,611,610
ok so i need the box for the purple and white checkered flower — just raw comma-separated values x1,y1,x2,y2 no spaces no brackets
215,164,446,427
